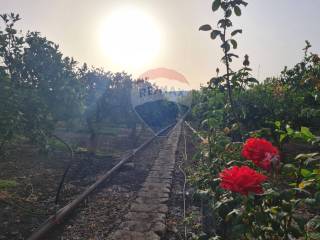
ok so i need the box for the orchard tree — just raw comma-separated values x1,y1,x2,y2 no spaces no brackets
0,13,84,152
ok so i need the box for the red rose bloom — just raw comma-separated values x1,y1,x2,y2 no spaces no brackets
242,138,280,170
219,166,267,195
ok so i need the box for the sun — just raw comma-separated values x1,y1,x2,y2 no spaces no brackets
100,7,162,70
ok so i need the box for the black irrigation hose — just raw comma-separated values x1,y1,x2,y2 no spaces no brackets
51,134,74,205
27,122,177,240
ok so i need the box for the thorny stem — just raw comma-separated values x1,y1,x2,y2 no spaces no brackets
259,204,267,240
222,16,234,112
295,159,304,187
208,128,213,158
285,214,293,240
221,6,243,139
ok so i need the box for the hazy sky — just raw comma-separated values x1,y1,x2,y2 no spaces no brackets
1,0,320,89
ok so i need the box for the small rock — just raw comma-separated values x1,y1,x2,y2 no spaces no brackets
11,231,19,236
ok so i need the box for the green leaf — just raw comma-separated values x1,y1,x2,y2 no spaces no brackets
201,119,208,126
231,29,242,36
295,152,319,161
309,233,320,239
218,19,232,28
230,39,237,49
306,216,320,232
305,198,316,205
285,125,294,135
234,6,242,16
227,208,241,217
280,133,287,143
283,163,297,171
221,42,230,52
300,126,315,140
240,1,248,7
226,9,232,18
305,155,320,165
212,0,221,12
210,30,221,40
301,168,312,178
199,24,212,31
299,180,314,189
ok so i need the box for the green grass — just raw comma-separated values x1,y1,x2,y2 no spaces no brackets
0,180,17,190
48,138,67,151
75,126,123,136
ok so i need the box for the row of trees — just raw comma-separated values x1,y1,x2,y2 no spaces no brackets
0,13,138,155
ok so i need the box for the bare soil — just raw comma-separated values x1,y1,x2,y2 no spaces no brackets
0,126,153,240
47,136,165,240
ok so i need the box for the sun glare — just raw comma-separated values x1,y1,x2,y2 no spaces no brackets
100,7,162,70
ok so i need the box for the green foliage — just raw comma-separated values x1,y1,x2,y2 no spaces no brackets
80,69,140,153
0,179,17,189
212,0,221,12
193,48,320,135
200,0,257,136
191,1,320,239
0,13,84,152
189,126,320,239
0,13,142,155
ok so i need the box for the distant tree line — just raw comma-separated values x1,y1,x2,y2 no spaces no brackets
0,13,139,155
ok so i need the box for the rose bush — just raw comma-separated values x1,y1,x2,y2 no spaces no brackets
188,0,320,238
219,165,267,195
242,138,280,170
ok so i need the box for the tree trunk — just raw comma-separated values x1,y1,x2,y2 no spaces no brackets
86,117,97,155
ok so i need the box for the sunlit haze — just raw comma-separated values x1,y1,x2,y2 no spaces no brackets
2,0,320,89
99,6,161,70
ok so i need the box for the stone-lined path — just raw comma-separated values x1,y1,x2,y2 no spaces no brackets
109,124,181,240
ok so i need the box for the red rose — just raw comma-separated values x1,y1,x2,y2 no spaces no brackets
242,138,280,170
219,166,267,195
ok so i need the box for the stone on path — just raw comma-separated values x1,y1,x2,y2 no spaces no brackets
109,124,181,239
